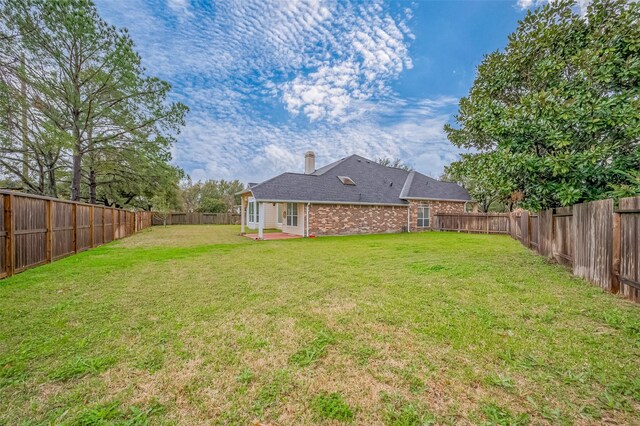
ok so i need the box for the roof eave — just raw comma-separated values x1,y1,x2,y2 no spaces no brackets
253,198,409,207
401,196,474,203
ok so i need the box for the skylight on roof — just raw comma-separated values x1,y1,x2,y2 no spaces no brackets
338,176,356,185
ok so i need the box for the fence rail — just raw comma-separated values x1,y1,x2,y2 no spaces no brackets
0,190,152,280
152,212,241,226
434,196,640,303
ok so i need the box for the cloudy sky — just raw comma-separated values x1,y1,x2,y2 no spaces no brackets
94,0,544,183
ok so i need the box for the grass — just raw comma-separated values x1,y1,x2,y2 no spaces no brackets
0,225,639,425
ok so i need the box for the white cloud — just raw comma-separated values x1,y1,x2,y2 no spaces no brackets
517,0,594,14
94,1,462,185
174,96,460,183
279,4,413,122
517,0,535,8
166,0,193,19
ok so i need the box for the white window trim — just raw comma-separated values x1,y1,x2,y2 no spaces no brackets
276,203,283,225
286,202,298,227
417,203,430,228
247,198,259,225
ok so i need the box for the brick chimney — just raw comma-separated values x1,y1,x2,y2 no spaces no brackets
305,151,315,174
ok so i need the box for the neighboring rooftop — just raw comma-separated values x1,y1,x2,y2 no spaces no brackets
248,154,471,205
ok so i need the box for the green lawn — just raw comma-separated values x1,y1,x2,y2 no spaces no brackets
1,226,639,425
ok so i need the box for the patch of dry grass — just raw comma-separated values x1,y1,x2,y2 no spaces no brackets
0,225,639,424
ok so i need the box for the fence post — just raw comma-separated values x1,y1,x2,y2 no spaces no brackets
4,193,14,277
89,205,95,248
46,199,53,263
112,208,116,241
72,203,77,253
611,210,621,294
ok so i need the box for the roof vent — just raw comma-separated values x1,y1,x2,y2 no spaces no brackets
338,176,356,185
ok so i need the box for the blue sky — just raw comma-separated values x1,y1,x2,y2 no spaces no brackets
94,0,547,183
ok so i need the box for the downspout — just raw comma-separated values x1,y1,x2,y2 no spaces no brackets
306,203,310,237
407,204,410,233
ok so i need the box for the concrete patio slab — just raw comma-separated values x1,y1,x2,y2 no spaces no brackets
244,232,303,240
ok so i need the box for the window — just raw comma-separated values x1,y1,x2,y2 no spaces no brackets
248,202,255,223
248,201,259,223
276,203,283,224
417,204,430,228
338,176,356,185
286,202,298,227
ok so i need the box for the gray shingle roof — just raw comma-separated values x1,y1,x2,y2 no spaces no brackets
249,154,471,204
401,170,472,201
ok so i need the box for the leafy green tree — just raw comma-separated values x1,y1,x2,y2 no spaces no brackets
197,198,227,213
0,23,68,196
151,185,180,226
3,0,187,202
179,179,244,213
445,0,640,210
443,152,518,212
179,177,200,212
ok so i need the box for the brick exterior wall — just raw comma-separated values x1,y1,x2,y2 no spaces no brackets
407,200,467,232
308,204,407,236
306,200,468,236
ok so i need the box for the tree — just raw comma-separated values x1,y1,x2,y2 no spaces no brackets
445,0,640,210
376,157,413,171
150,179,180,225
197,198,226,213
179,179,244,213
0,18,67,197
443,152,518,212
1,0,187,203
179,177,200,212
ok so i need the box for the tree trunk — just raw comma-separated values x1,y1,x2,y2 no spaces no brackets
89,169,97,204
71,149,82,201
46,167,57,198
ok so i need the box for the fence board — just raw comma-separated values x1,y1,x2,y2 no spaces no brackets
538,209,553,258
104,208,113,243
553,207,573,266
93,207,104,246
619,197,640,302
520,212,530,247
0,190,152,280
53,201,74,260
76,205,91,252
14,196,48,272
573,199,613,292
530,214,539,249
0,196,6,278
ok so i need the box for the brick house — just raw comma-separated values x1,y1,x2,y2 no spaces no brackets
239,152,473,238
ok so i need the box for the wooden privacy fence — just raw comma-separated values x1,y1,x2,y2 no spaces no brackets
433,213,511,234
152,212,241,226
434,196,640,303
0,190,153,279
